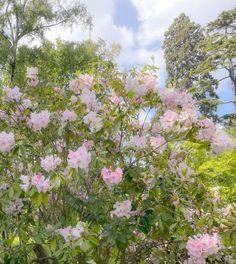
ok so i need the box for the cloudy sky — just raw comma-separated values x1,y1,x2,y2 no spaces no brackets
47,0,236,116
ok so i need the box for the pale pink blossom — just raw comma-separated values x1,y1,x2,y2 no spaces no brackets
70,95,78,104
55,139,66,153
3,86,21,102
150,136,166,151
20,175,30,192
83,111,102,131
57,221,84,241
82,140,94,150
186,233,220,261
176,162,194,179
159,110,178,130
129,135,147,149
67,146,91,170
101,167,123,186
32,172,50,193
159,89,195,110
211,130,235,154
111,200,132,218
69,79,80,93
61,109,77,122
22,99,32,108
79,74,93,89
80,89,101,112
109,93,120,105
198,119,216,140
28,110,50,131
40,155,62,172
0,131,15,152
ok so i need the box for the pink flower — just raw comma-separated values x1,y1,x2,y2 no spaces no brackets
80,89,101,112
70,95,78,104
150,136,166,151
129,135,147,149
211,130,235,154
83,111,102,131
61,109,77,122
79,74,93,89
32,172,50,193
57,221,84,241
82,140,94,150
27,67,39,86
101,167,123,186
28,110,50,131
159,89,195,110
40,155,62,172
111,200,132,218
198,119,216,140
160,110,178,130
186,233,220,261
109,93,120,105
0,131,15,152
27,67,38,77
67,146,91,170
55,139,66,153
3,86,21,102
69,79,80,93
22,99,32,108
20,175,30,192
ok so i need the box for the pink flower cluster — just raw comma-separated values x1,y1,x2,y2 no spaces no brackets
124,73,156,97
80,89,101,112
61,109,77,122
3,86,21,102
40,155,62,172
69,74,93,93
67,146,91,170
186,233,220,263
210,130,235,154
56,221,85,242
198,119,216,140
159,89,195,110
111,200,132,218
150,136,166,151
109,93,120,105
0,131,15,152
27,67,39,86
32,172,50,193
128,135,147,149
28,110,50,131
159,110,179,131
83,111,102,131
101,167,123,186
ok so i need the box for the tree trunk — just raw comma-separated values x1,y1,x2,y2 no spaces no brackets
229,66,236,113
33,244,50,264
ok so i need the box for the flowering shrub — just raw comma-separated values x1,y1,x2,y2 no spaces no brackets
0,66,235,264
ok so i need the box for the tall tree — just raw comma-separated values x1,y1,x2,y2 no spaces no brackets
0,0,92,82
163,14,218,118
197,8,236,115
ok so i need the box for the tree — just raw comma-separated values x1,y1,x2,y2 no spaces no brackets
0,0,92,82
163,14,218,119
11,39,119,86
197,8,236,116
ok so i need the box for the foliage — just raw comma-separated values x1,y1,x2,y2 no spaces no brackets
163,14,218,119
197,7,236,116
0,64,235,264
0,0,92,82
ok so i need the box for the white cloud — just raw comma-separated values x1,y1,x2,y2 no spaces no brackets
45,0,235,88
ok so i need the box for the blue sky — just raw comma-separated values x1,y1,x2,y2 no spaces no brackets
47,0,236,116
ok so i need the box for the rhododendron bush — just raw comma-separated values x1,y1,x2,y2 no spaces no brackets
0,66,235,264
